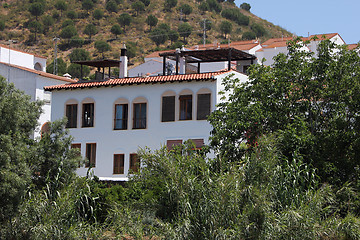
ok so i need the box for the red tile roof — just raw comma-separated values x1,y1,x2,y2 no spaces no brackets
347,44,359,50
190,40,260,51
0,44,47,59
0,61,77,83
44,70,231,91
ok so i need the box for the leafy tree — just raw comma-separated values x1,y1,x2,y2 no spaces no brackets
158,23,170,32
146,15,158,31
60,25,77,39
219,20,232,38
117,13,132,31
241,31,256,40
28,2,45,20
106,0,118,13
178,22,192,42
84,24,98,39
69,36,84,48
69,48,90,62
82,0,94,11
164,0,177,11
149,27,168,46
46,57,67,75
66,10,77,19
0,76,42,224
52,11,60,20
177,3,192,20
206,0,221,13
221,8,249,26
62,19,74,28
94,40,111,58
54,0,67,17
251,23,266,37
28,20,43,41
0,20,4,31
132,1,145,16
140,0,150,7
240,2,251,11
198,2,209,12
93,9,103,21
126,41,138,59
209,39,360,185
32,120,79,191
168,29,179,44
67,63,90,78
42,15,54,33
111,24,123,38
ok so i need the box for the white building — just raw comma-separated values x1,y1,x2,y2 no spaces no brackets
0,44,76,138
257,33,346,66
46,48,252,181
45,33,354,181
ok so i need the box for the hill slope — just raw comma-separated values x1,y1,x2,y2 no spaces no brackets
0,0,292,74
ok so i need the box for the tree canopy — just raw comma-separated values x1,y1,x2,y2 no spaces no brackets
209,38,360,185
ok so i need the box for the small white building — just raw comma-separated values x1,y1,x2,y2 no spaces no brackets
0,44,76,138
46,47,253,181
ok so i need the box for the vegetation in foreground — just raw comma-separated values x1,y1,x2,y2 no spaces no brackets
1,39,360,239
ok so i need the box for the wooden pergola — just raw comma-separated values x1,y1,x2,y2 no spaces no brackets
159,48,257,75
72,59,121,80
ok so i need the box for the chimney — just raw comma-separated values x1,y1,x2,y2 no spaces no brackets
119,43,128,78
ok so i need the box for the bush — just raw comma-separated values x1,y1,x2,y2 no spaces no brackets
106,0,118,12
0,20,5,31
242,31,256,40
221,8,249,25
66,10,77,19
240,2,251,11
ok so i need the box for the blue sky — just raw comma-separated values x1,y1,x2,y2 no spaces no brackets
234,0,359,44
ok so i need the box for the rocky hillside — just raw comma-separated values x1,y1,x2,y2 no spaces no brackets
0,0,291,75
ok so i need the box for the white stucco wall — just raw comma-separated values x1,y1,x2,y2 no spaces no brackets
0,63,72,139
50,71,247,180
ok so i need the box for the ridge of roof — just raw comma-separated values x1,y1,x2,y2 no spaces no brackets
44,70,234,91
0,44,47,59
0,61,77,83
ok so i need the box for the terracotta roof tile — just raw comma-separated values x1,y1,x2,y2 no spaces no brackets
45,70,231,91
347,44,359,50
0,61,77,83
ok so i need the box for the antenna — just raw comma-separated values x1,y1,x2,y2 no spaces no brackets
53,37,60,75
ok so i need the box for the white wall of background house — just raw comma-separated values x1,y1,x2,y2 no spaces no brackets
0,44,46,71
50,71,247,180
0,62,74,138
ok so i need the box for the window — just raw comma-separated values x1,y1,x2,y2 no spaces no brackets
162,96,175,122
243,65,250,74
179,95,192,120
197,93,211,120
82,103,94,127
167,139,182,150
114,104,128,130
71,143,81,167
113,154,124,174
85,143,96,167
130,154,140,172
133,103,146,129
66,104,78,128
190,139,205,149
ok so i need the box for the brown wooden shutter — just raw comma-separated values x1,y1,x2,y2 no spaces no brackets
130,154,140,172
190,139,204,149
113,154,124,174
197,93,211,120
86,143,96,167
66,104,77,128
162,96,175,122
167,139,183,150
